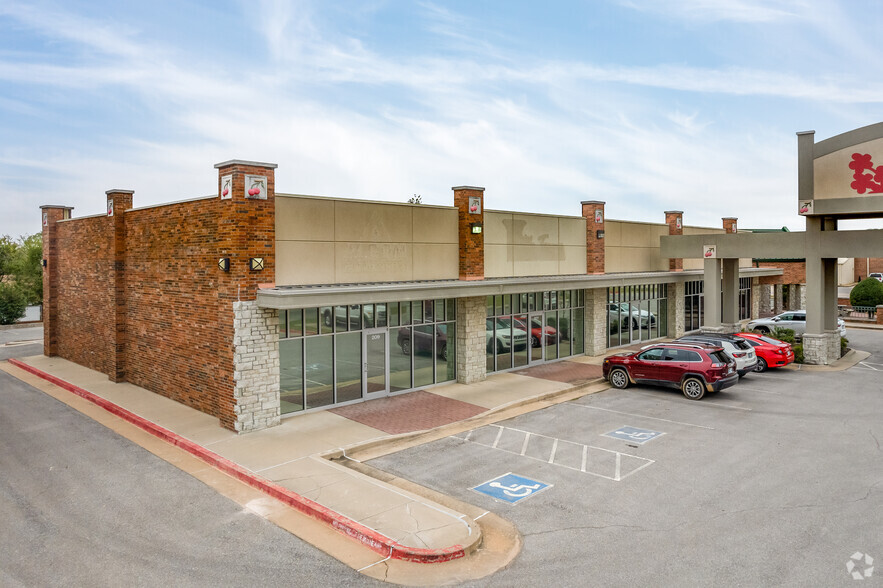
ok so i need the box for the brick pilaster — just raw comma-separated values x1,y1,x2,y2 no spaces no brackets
106,190,133,382
581,201,605,274
214,160,277,431
453,186,485,280
723,217,738,234
39,205,73,357
665,211,683,271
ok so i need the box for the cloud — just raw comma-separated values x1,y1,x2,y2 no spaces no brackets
615,0,811,23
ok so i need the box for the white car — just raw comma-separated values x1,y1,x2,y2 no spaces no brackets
870,272,883,282
746,311,846,338
486,318,528,352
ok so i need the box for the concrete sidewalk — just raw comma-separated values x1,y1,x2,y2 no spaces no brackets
4,351,608,574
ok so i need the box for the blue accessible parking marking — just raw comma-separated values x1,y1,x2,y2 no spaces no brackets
604,426,665,445
472,472,552,504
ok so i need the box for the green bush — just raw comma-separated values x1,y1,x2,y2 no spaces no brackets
769,327,796,345
849,277,883,308
792,343,805,364
841,336,849,357
0,283,27,325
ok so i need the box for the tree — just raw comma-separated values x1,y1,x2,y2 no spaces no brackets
0,235,15,282
407,194,422,204
0,283,27,325
849,277,883,308
9,233,43,306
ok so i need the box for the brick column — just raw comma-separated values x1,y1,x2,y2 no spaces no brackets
39,205,73,357
723,217,738,234
667,281,685,338
214,160,278,432
581,201,605,274
106,190,133,383
665,211,683,271
453,186,485,280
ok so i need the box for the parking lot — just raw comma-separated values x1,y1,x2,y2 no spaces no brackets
369,329,883,586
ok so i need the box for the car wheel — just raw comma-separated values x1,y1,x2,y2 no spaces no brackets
756,326,770,334
401,339,411,356
631,318,638,330
496,339,505,354
754,358,768,373
531,335,540,348
440,344,447,361
323,311,332,327
609,368,629,389
681,377,705,400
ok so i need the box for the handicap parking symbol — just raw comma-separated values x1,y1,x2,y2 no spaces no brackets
603,426,664,445
472,472,551,504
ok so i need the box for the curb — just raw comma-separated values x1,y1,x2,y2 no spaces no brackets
6,358,468,564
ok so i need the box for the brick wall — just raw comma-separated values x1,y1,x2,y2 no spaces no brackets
854,258,883,282
581,201,605,274
453,187,485,280
665,211,683,271
756,261,806,285
43,160,278,432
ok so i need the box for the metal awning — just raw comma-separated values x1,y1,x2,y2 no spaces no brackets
256,267,783,309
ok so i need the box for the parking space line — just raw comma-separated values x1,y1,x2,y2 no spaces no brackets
629,389,752,411
571,404,715,430
733,386,781,395
858,362,880,371
752,374,802,381
454,425,654,482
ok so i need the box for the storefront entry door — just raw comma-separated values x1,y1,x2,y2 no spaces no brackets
363,328,389,399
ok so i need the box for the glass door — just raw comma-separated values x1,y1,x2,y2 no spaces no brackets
363,328,389,399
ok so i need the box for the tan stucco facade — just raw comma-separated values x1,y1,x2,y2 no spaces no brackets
275,195,459,285
814,136,883,200
483,210,587,278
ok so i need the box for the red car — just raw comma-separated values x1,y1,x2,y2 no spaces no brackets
603,342,738,400
514,317,558,347
735,332,794,372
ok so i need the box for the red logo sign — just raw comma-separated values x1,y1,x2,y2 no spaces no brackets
850,153,883,194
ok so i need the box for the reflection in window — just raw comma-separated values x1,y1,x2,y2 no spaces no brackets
279,339,303,414
305,336,333,409
390,326,412,392
436,323,455,383
335,332,361,403
413,325,434,387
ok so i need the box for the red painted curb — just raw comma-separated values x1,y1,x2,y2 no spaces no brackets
7,358,467,564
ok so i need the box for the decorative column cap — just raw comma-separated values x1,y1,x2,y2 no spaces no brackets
664,210,684,215
40,205,75,210
105,189,134,195
581,200,605,205
214,159,278,169
452,186,485,191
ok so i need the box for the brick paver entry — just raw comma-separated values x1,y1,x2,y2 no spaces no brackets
330,390,486,435
515,360,603,385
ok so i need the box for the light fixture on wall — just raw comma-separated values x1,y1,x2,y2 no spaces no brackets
470,222,483,235
41,259,47,267
596,230,605,239
218,257,230,272
249,257,264,271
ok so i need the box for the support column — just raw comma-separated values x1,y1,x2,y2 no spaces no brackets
803,216,840,365
667,281,685,339
721,258,740,331
39,205,74,357
774,284,784,314
106,190,133,383
456,295,487,383
701,257,723,332
750,278,761,319
581,201,605,274
453,187,485,280
665,211,684,271
584,288,609,355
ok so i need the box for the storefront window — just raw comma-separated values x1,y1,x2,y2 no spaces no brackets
607,285,668,348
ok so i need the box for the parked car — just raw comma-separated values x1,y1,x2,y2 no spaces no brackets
735,332,794,372
603,342,738,400
870,272,883,282
514,317,558,347
607,302,656,329
746,311,846,338
675,333,757,377
322,304,386,329
398,324,448,360
486,318,528,352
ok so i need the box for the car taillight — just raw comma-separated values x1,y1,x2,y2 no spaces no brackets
733,352,746,358
711,362,725,368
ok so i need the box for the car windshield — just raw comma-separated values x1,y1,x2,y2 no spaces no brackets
709,350,730,364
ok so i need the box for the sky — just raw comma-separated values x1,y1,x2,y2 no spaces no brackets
1,0,882,238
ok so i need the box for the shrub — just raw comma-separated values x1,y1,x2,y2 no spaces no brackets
841,336,849,357
0,283,27,325
849,277,883,308
792,343,805,364
770,327,796,345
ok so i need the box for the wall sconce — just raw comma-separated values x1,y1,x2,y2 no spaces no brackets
596,230,605,239
470,223,483,235
41,259,47,267
249,257,264,271
218,257,230,272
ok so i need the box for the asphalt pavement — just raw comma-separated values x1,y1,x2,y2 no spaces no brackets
369,327,883,586
0,336,373,588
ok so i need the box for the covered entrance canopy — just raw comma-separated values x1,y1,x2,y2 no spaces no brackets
661,122,883,364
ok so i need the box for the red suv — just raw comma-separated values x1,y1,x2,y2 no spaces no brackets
735,332,794,372
603,343,738,400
